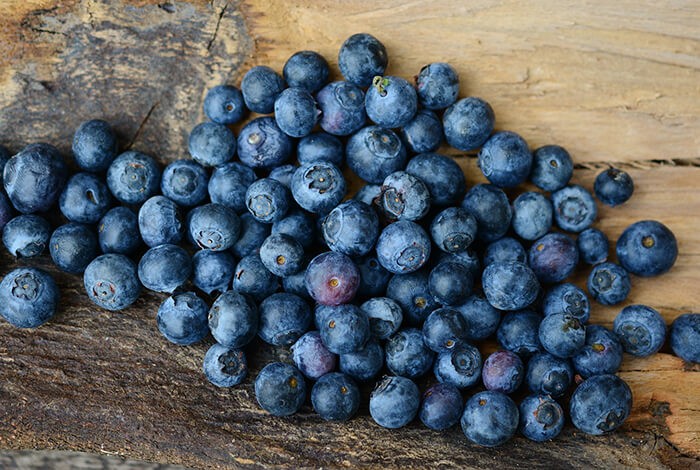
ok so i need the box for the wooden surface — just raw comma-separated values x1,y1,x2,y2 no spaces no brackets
0,1,699,468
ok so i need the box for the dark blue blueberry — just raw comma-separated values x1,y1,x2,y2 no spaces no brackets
482,350,524,394
430,207,477,254
528,232,579,284
187,122,236,167
339,339,384,382
4,143,67,213
203,344,247,387
478,131,532,188
338,33,388,87
245,177,290,224
3,215,50,257
519,395,565,442
282,269,311,299
138,196,183,247
551,184,598,233
156,292,209,345
497,310,543,356
361,297,403,340
385,328,435,379
572,325,623,377
386,270,438,325
423,307,469,352
233,254,279,302
380,171,431,221
346,126,406,184
268,164,297,189
258,292,311,346
454,294,501,341
98,206,141,255
369,375,420,429
530,145,573,192
240,65,285,114
297,132,343,166
376,220,431,274
203,85,246,125
209,290,258,348
237,117,293,170
316,81,367,136
0,145,9,177
305,251,360,306
415,62,459,110
587,262,631,305
311,372,360,421
272,210,316,249
322,200,379,257
355,254,391,298
538,313,586,358
0,268,59,328
614,304,666,357
84,254,141,311
283,50,329,94
570,374,632,435
49,223,98,274
232,213,271,258
484,237,527,266
192,250,235,295
594,168,634,206
512,192,553,241
543,283,590,323
365,76,417,128
72,119,118,172
420,383,462,431
405,153,466,207
291,162,346,214
526,352,573,397
440,250,482,279
482,261,540,311
255,362,306,417
319,304,370,354
461,391,519,447
461,184,512,242
616,220,678,277
0,193,14,232
670,313,700,363
188,203,240,251
291,331,337,380
274,87,320,138
138,244,192,293
59,172,111,224
577,227,609,265
443,97,495,151
161,159,209,207
400,110,443,154
208,162,256,213
434,342,482,389
428,262,474,306
106,151,161,205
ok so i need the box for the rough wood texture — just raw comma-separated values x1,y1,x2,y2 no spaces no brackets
0,1,699,468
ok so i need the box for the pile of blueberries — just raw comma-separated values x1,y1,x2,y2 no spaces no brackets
1,32,698,447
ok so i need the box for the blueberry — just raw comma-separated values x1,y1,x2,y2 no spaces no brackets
512,192,553,241
587,262,631,305
0,193,14,232
422,307,469,353
405,153,466,206
0,268,59,328
577,227,609,265
355,254,391,298
96,207,138,256
443,97,495,151
526,352,573,397
203,85,246,125
497,310,543,356
0,145,9,171
106,151,161,205
208,162,256,213
297,132,343,167
365,76,417,128
192,250,236,295
614,304,666,357
441,247,481,278
572,325,623,377
453,294,501,341
272,210,316,250
138,244,192,293
670,313,700,363
594,168,634,206
616,220,678,277
530,145,573,192
385,328,435,379
428,262,474,306
241,65,285,114
203,344,247,387
84,254,141,311
338,33,388,87
161,159,209,207
430,208,476,254
4,143,67,213
570,374,632,435
519,395,565,442
461,184,512,242
380,171,431,221
478,131,532,188
268,164,297,189
311,372,360,421
49,223,99,274
274,87,320,138
245,178,290,224
291,331,337,380
376,220,431,274
539,313,586,358
386,270,439,325
233,254,279,302
369,376,420,429
255,362,306,417
237,117,293,169
156,292,209,345
551,184,598,233
305,251,360,306
283,50,329,94
434,342,482,389
138,196,183,247
232,213,271,258
291,161,346,214
361,297,403,339
484,237,527,266
316,81,367,136
282,269,311,299
72,119,118,172
322,200,379,257
482,261,540,311
400,110,443,154
59,172,112,224
339,339,384,382
543,283,590,323
319,304,370,354
3,215,51,257
528,232,579,284
346,126,407,184
187,204,240,251
258,293,311,346
482,350,524,394
187,122,236,167
209,290,258,348
420,383,462,431
415,62,459,110
461,391,519,447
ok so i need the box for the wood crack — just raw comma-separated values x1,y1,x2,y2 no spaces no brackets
207,1,229,52
126,101,159,150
